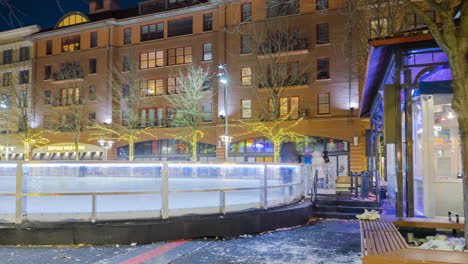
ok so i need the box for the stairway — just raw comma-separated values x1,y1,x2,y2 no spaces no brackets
312,193,380,219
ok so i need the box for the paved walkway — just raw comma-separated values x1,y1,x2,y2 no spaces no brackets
0,220,361,264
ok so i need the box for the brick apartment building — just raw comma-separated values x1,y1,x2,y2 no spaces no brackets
1,0,368,176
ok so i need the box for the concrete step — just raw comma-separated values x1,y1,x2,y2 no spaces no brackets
315,198,378,208
314,205,381,214
312,211,358,220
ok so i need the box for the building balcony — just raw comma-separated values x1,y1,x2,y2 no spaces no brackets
51,97,83,107
257,38,309,56
258,73,310,89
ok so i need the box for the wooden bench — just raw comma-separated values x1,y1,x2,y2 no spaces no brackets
360,219,468,264
360,219,408,257
388,216,464,230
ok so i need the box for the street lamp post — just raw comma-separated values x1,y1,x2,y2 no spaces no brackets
217,64,230,161
98,139,114,161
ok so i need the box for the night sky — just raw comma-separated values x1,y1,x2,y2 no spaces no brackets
0,0,139,31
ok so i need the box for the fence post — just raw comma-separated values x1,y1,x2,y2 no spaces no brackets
219,191,226,214
15,161,24,224
260,164,268,209
161,162,169,219
355,172,359,198
350,171,354,193
300,165,305,199
91,194,97,223
361,171,369,199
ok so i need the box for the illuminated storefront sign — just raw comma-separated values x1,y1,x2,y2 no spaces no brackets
47,145,86,152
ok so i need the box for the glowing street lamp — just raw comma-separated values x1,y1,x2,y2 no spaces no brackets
98,139,114,161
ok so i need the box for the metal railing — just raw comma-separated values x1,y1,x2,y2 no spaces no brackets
0,161,313,224
350,170,380,201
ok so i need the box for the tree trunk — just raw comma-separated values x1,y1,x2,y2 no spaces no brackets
273,139,280,163
74,135,80,161
191,131,197,162
129,139,134,161
23,141,30,161
460,125,468,249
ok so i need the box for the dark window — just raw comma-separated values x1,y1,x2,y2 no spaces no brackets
44,90,51,105
141,0,166,14
317,58,330,79
19,47,30,61
2,72,12,86
19,70,29,84
267,0,299,18
89,85,96,101
168,17,193,37
89,58,97,74
46,40,53,55
241,34,251,54
123,55,131,71
316,23,329,44
316,0,328,10
88,112,96,126
44,114,51,129
202,103,212,122
405,11,436,29
141,23,164,41
203,43,212,61
122,83,130,98
203,74,212,91
203,13,213,31
124,28,132,44
241,3,252,22
18,92,28,108
62,35,80,52
3,49,13,64
44,65,52,80
90,32,98,48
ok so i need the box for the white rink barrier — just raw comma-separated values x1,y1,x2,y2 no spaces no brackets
0,161,313,223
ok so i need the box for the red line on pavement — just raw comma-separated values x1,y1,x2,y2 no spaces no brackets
119,239,192,264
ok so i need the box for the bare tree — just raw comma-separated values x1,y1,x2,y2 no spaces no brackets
0,0,23,29
47,61,90,160
1,55,48,160
235,19,309,162
401,0,468,247
91,51,154,161
162,62,213,161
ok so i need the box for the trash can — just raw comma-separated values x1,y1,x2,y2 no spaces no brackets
380,187,387,200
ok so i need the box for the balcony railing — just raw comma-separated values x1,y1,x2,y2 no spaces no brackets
258,73,310,88
258,38,309,55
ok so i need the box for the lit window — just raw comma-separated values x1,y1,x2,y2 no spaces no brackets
316,23,329,44
241,34,251,54
0,94,12,108
317,58,330,79
2,72,12,87
61,88,80,106
167,77,183,93
280,97,288,118
203,43,212,61
369,17,389,39
140,80,156,96
241,3,252,22
155,79,164,95
62,35,80,52
203,13,213,31
241,67,252,86
318,93,330,114
140,50,164,69
241,99,251,119
290,96,299,119
141,23,164,41
167,46,192,66
57,13,89,28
